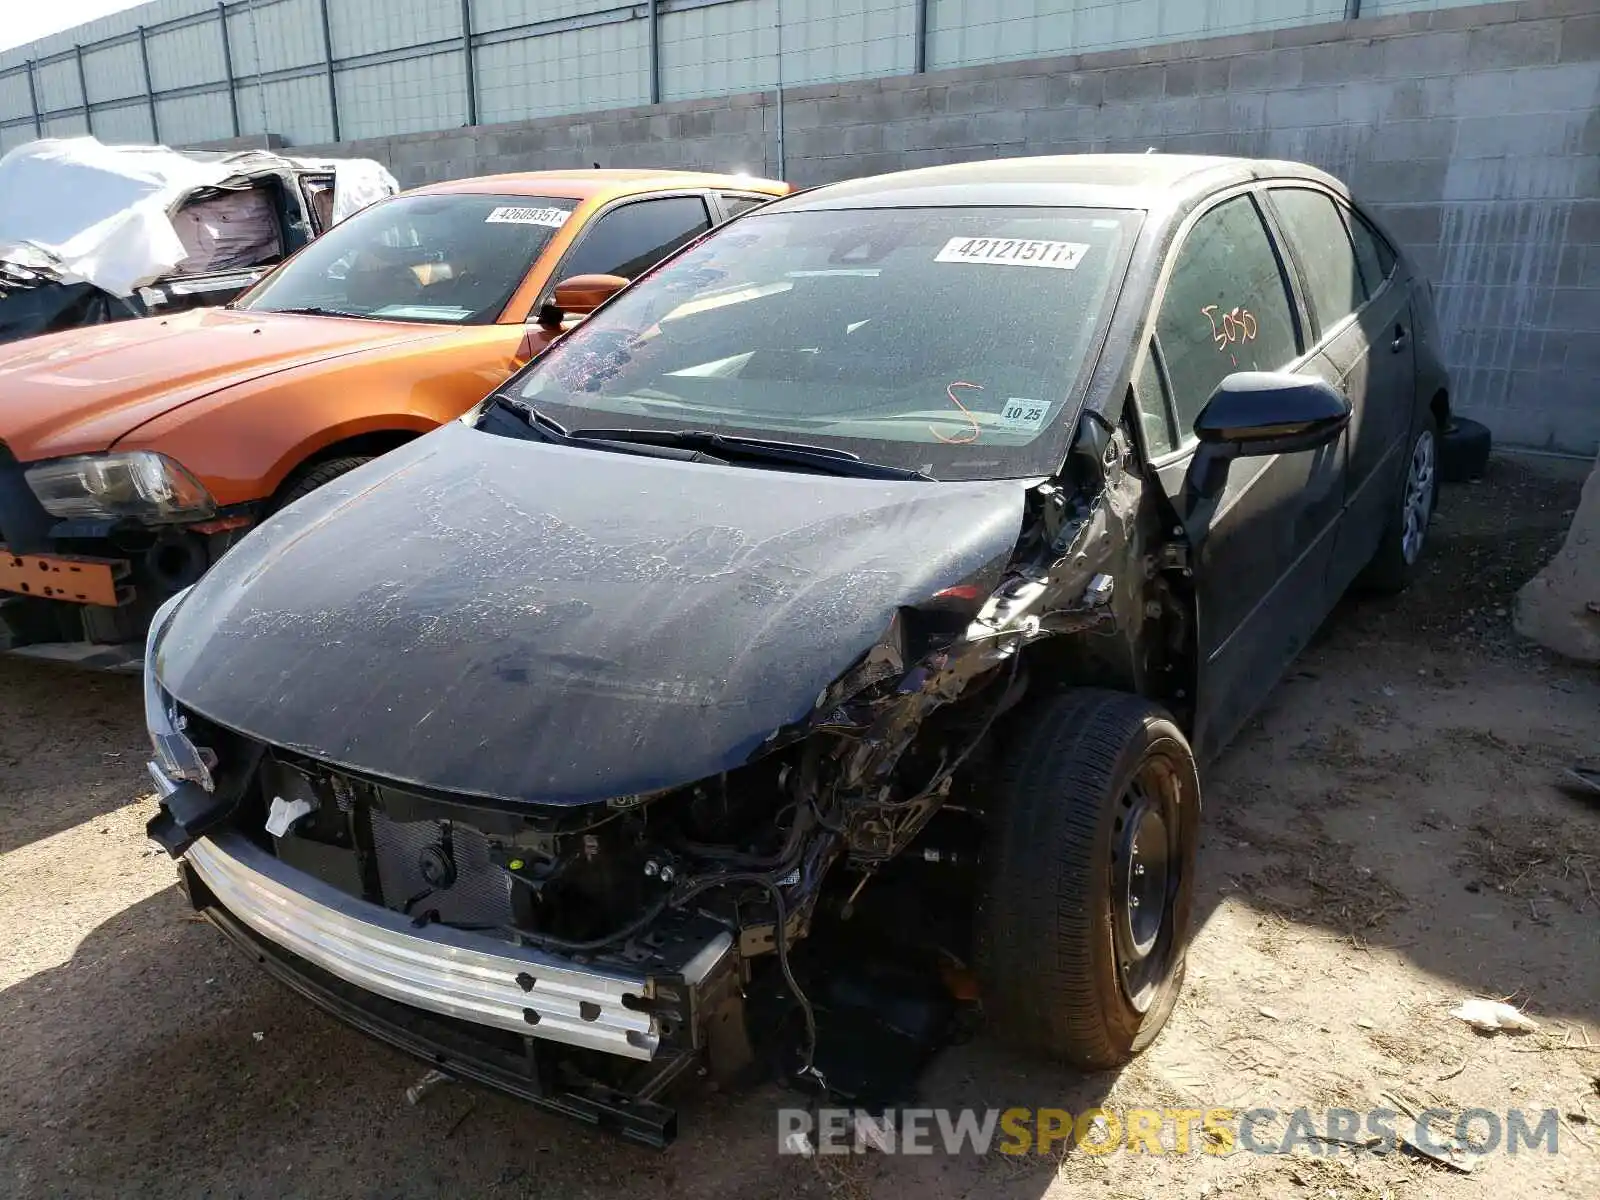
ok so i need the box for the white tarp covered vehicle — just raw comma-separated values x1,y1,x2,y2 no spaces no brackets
0,137,398,344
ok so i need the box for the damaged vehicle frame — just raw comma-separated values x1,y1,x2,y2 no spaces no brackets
0,140,395,343
144,155,1449,1145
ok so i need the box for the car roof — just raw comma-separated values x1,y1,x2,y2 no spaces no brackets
772,154,1343,213
407,168,789,203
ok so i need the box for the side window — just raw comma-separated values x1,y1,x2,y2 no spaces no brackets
1154,195,1301,440
1345,209,1396,297
302,176,336,233
557,196,712,283
170,183,285,275
1131,346,1174,458
720,192,771,219
1268,187,1364,337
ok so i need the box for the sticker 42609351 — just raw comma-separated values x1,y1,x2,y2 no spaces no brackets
934,236,1090,269
485,206,570,228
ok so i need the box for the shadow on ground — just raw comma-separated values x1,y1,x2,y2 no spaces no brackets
0,885,1117,1199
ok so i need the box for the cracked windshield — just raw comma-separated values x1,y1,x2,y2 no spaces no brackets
239,192,577,324
511,205,1139,479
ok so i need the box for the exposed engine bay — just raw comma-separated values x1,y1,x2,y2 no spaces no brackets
150,409,1191,1144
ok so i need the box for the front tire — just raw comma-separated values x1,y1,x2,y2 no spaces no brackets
270,455,373,513
978,689,1200,1069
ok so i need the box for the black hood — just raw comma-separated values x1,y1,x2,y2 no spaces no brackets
156,421,1030,805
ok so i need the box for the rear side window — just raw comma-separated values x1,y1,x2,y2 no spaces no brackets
721,193,771,218
1345,209,1397,297
557,196,713,283
1269,187,1364,337
302,175,336,232
1154,195,1301,441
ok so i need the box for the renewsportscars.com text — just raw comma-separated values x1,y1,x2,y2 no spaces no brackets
778,1105,1562,1158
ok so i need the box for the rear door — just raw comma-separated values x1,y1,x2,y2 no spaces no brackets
1264,185,1415,590
1132,189,1347,758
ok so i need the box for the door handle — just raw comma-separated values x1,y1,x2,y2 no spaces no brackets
1390,324,1408,353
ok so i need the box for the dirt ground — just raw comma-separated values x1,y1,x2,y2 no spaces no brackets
2,454,1597,1200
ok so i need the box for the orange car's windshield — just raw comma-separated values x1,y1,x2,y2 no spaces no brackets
237,193,578,324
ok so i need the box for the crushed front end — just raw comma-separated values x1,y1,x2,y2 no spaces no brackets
142,587,1025,1141
141,410,1171,1142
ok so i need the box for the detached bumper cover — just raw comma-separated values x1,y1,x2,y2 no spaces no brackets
185,831,661,1060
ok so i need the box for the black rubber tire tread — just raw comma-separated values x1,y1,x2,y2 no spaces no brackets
1358,414,1437,596
271,456,373,513
978,688,1199,1070
1438,415,1491,483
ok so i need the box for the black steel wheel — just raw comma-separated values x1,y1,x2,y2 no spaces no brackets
977,689,1200,1068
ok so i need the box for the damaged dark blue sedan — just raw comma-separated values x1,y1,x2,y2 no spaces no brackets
144,155,1450,1144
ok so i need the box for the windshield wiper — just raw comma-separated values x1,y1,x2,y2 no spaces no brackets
262,304,362,318
487,395,573,441
483,397,730,465
565,427,933,481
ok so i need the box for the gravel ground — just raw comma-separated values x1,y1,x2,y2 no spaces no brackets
2,454,1597,1200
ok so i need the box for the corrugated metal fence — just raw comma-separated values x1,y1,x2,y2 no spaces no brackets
0,1,1470,152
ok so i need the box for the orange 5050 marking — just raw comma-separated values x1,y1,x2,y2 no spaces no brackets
1202,305,1257,351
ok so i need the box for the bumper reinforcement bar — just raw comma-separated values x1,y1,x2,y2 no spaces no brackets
185,832,664,1060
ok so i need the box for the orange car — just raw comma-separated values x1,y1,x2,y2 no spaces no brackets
0,169,788,668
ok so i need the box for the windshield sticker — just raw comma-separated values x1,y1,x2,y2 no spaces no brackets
934,237,1089,270
998,398,1050,432
485,206,570,228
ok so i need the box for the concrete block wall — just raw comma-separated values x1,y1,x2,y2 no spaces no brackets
296,0,1600,454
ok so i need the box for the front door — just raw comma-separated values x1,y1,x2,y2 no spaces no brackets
1140,191,1348,759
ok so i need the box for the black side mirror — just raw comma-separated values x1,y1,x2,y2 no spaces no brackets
1185,372,1350,504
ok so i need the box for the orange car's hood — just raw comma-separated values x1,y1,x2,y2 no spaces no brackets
0,307,454,462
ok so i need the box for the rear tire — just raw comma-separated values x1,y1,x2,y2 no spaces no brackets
977,689,1200,1069
1359,415,1438,595
271,455,372,513
1438,415,1491,483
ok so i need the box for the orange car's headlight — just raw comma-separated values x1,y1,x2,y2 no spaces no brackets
25,451,216,523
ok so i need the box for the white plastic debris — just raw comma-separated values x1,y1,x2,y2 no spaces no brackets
265,794,317,838
251,1031,264,1042
405,1067,453,1106
1449,999,1540,1034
